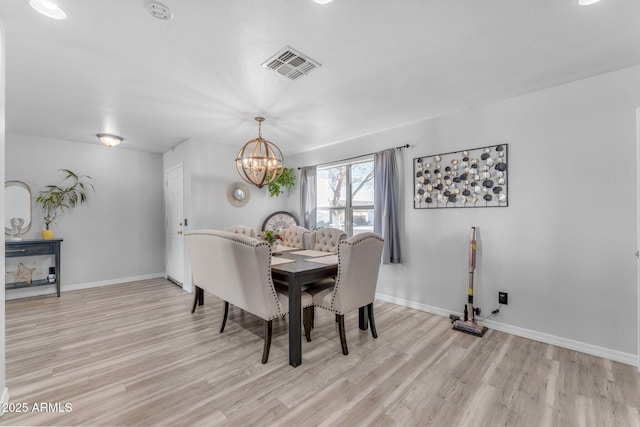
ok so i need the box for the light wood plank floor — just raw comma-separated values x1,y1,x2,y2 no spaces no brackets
3,278,639,426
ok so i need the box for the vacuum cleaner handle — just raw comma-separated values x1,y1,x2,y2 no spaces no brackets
469,227,476,273
467,226,477,322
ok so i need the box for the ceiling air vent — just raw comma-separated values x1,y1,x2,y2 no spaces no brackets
262,46,321,81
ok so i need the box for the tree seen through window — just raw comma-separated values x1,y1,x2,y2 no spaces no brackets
316,159,374,236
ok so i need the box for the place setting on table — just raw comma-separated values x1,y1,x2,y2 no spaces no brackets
270,247,339,266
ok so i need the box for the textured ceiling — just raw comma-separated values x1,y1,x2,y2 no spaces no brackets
1,0,639,154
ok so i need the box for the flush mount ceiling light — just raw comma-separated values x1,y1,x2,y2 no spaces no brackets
29,0,68,20
313,0,334,4
96,133,123,147
578,0,602,5
235,117,284,189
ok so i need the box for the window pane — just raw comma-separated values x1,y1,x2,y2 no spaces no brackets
317,166,347,208
353,209,374,235
314,158,374,237
316,208,345,231
351,161,374,207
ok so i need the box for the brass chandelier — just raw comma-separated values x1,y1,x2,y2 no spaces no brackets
235,117,284,188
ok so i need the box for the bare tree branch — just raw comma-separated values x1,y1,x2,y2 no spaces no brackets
352,169,374,198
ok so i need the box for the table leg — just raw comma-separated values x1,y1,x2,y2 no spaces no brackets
359,306,368,330
288,276,302,367
54,241,61,297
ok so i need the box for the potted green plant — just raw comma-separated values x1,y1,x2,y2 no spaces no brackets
261,229,279,244
35,169,94,240
268,167,296,197
260,229,284,252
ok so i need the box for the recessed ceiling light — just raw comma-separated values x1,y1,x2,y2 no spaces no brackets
578,0,602,5
313,0,334,4
29,0,68,20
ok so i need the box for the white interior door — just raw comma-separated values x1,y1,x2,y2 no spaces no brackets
166,164,184,285
636,108,640,372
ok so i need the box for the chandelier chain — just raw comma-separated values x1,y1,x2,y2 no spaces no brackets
255,116,264,138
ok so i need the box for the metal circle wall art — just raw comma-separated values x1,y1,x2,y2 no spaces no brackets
414,144,508,209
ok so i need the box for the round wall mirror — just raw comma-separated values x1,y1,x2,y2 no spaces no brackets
227,182,250,207
5,180,32,239
233,188,246,201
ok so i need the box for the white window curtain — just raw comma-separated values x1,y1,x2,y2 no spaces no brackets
300,166,317,230
374,149,401,264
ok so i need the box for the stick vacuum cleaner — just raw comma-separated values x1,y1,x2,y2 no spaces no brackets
452,227,488,337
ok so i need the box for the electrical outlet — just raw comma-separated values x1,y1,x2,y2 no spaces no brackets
498,292,508,305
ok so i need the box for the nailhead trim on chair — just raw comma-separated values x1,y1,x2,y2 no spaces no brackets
192,230,285,320
260,241,287,321
219,232,264,247
266,268,286,321
322,233,385,314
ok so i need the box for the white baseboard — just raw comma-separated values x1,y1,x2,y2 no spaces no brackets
5,273,166,300
375,292,637,367
0,387,8,417
63,273,166,292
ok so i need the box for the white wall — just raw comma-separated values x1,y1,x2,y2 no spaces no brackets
289,65,640,363
162,66,639,364
0,18,8,410
163,138,297,293
164,138,298,233
5,133,165,297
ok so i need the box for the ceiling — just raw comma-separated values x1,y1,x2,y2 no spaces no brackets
1,0,639,154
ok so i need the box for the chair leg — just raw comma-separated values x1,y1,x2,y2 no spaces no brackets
337,314,348,355
220,301,229,333
311,307,315,329
303,307,312,342
367,303,378,339
198,287,204,306
262,320,273,364
191,286,201,313
359,306,368,330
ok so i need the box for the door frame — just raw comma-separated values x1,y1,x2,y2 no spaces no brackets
636,107,640,372
165,163,184,287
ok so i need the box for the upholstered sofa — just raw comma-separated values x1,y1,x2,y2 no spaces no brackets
185,229,312,363
223,224,257,238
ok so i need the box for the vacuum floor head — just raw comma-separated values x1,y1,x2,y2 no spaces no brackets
452,320,487,337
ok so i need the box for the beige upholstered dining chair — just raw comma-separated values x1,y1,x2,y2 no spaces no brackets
185,229,313,363
279,225,310,249
223,224,258,239
308,227,347,253
307,232,384,355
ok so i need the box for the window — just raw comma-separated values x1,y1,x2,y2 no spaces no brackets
316,158,374,236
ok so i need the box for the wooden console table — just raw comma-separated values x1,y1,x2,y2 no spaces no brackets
5,239,62,297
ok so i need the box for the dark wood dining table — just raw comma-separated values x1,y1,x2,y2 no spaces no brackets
191,247,370,367
270,251,338,367
271,250,372,367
